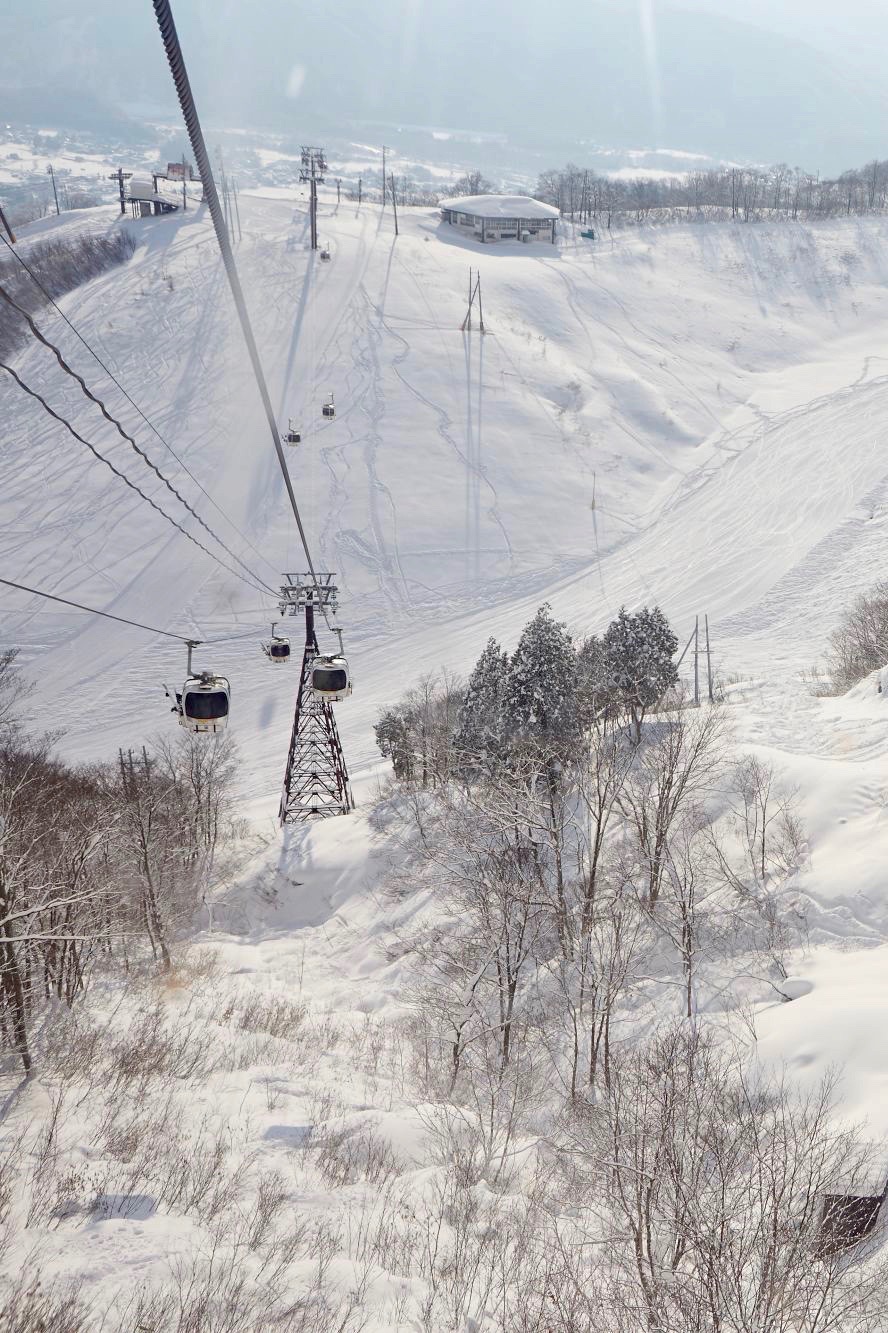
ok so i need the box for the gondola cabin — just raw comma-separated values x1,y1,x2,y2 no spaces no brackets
322,393,335,420
311,654,352,701
266,639,291,664
283,420,301,446
320,247,331,261
180,672,231,733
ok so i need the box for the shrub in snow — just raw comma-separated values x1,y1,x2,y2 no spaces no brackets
826,579,888,692
0,230,136,365
373,669,463,788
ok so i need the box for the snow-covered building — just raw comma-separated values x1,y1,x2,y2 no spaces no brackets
440,194,559,244
127,177,179,218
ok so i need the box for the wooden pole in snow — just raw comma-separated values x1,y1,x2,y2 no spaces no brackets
693,615,700,706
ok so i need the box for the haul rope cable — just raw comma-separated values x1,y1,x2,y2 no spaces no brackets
152,0,335,630
0,361,271,599
0,230,279,584
0,281,277,597
0,577,272,647
0,575,206,643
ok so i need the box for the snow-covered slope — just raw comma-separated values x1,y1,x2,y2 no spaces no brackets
6,185,888,1324
5,195,888,804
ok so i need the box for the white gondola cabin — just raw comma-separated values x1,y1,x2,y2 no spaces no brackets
322,393,335,419
263,623,291,664
283,419,301,446
179,671,231,733
311,654,352,701
267,640,291,663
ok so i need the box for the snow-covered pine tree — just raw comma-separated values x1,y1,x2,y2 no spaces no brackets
505,605,579,756
576,633,611,728
374,705,415,781
601,605,679,741
454,637,510,767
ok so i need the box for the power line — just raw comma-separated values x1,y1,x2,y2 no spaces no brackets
0,281,277,597
0,575,203,643
152,0,333,628
0,231,279,583
0,361,271,598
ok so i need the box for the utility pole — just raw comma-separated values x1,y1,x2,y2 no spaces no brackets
336,178,341,204
461,267,485,333
300,145,327,250
358,177,362,205
693,615,700,706
390,173,399,236
705,614,714,702
181,153,187,211
46,163,60,216
108,168,132,217
277,573,352,821
381,145,387,206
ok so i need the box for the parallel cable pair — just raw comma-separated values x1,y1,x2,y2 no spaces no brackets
0,283,277,599
0,360,273,599
0,230,278,584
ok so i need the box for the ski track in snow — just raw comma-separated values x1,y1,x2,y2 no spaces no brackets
6,201,888,796
8,193,888,1323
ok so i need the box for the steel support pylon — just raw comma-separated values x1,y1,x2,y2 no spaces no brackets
279,605,352,823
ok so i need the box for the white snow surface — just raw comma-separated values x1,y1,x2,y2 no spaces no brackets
442,193,560,218
4,191,888,1317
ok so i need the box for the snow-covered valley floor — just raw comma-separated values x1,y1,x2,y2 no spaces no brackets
3,193,888,1327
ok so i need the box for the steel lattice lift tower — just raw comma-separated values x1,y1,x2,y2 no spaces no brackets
278,573,353,823
300,146,327,251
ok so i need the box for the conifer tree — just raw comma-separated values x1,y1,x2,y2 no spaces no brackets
505,604,579,755
601,605,678,741
454,637,510,765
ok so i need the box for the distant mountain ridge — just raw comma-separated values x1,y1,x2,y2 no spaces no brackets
2,1,885,172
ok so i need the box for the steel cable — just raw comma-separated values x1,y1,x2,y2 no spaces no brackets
0,281,278,596
152,0,333,628
0,575,203,643
0,230,280,583
0,362,271,598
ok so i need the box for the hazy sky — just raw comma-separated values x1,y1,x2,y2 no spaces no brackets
680,0,888,62
2,1,888,172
